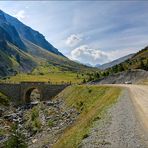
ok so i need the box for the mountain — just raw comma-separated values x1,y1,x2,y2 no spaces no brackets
96,54,134,70
104,46,148,75
0,10,96,77
1,10,64,56
84,63,94,67
0,11,26,51
120,46,148,70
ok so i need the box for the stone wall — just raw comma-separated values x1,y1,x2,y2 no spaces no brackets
0,83,21,102
42,84,68,100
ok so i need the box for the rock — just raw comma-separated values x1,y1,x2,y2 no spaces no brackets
32,138,38,143
0,135,7,143
4,113,17,121
45,101,54,106
30,101,39,106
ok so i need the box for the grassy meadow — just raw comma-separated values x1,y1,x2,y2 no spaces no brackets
0,64,89,84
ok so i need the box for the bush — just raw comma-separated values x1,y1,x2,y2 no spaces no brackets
88,89,92,93
32,118,42,132
25,107,41,133
5,124,27,148
48,120,54,127
82,133,89,139
31,107,39,121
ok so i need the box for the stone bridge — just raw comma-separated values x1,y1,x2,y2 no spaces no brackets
0,82,69,104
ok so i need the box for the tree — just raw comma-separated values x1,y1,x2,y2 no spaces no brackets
112,65,118,73
118,64,124,72
145,60,148,71
82,78,86,83
140,60,145,69
95,72,100,79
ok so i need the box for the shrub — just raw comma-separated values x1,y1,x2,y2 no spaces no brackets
88,89,92,93
5,124,27,148
48,120,54,127
82,133,89,139
31,107,39,121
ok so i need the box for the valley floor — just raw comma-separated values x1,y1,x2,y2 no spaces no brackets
81,85,148,148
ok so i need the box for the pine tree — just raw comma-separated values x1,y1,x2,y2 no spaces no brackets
140,60,145,69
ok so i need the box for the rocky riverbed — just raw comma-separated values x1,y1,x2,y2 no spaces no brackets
0,98,79,147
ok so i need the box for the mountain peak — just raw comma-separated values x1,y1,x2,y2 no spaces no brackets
2,10,64,57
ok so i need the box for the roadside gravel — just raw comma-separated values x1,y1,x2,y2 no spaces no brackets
81,89,148,148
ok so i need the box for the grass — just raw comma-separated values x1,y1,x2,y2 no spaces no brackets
0,72,86,83
47,120,54,127
24,106,42,133
53,85,121,148
0,92,10,106
0,128,5,136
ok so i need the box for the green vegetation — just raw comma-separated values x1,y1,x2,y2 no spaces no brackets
85,47,148,82
48,120,54,127
0,129,5,137
53,85,121,148
5,124,27,148
0,36,99,78
0,92,10,106
108,47,148,72
2,72,85,84
25,106,42,133
1,63,94,84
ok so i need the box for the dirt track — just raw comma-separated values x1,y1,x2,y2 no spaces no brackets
81,84,148,148
116,84,148,132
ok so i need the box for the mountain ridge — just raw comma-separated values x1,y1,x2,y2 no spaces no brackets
1,10,64,56
96,54,134,70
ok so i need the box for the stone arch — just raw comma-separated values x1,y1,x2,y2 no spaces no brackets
24,87,42,103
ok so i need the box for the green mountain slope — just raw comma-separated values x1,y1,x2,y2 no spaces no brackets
86,47,148,83
0,10,98,79
114,46,148,71
0,41,37,77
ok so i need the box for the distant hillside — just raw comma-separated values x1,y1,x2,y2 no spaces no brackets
86,46,148,83
92,69,148,84
0,10,97,77
110,46,148,72
96,54,134,70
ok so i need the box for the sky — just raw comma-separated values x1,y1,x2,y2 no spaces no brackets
0,1,148,66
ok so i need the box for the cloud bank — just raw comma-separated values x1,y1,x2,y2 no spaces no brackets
71,45,109,65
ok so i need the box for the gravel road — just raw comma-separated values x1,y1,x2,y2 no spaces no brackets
81,85,148,148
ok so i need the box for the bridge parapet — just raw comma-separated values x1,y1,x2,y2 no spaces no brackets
0,83,21,102
0,82,69,104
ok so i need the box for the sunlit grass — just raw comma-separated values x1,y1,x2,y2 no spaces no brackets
53,85,121,148
0,63,88,84
1,72,86,84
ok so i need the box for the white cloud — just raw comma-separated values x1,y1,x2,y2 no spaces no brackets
13,10,26,20
70,45,110,65
66,34,81,47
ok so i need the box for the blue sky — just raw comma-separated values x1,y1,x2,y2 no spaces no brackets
0,1,148,65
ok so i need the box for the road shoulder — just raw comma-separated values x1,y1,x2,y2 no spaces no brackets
81,88,148,148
